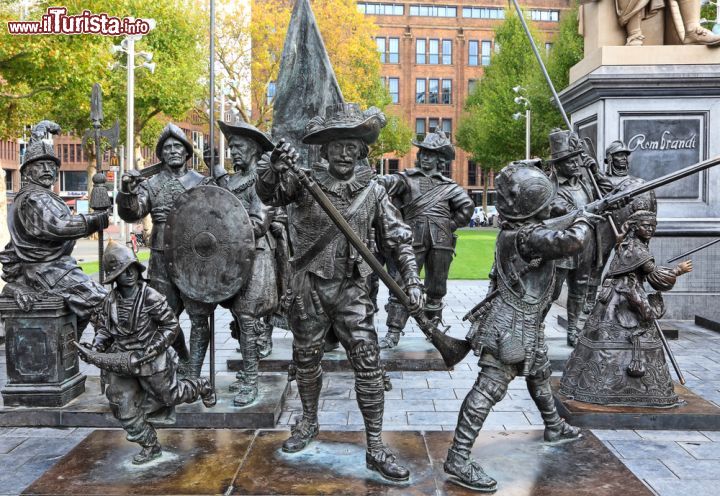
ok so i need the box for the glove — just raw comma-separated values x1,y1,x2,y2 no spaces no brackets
83,211,110,233
145,338,167,358
121,169,143,194
405,285,424,313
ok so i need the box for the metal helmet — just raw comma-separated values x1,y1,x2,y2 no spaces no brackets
103,240,146,284
20,120,62,174
604,139,631,174
495,160,556,221
155,123,194,162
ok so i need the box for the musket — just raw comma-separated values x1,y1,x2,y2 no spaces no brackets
509,0,622,241
667,238,720,264
282,159,471,368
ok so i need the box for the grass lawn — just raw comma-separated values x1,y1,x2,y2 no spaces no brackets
447,228,497,280
79,249,151,275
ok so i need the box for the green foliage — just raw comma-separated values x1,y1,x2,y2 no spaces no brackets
446,229,497,280
457,9,541,173
370,113,413,162
526,3,584,157
0,0,207,154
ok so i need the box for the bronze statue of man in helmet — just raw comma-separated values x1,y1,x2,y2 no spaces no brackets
447,160,600,492
78,240,216,465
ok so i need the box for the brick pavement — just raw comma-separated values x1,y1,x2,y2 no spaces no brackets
2,280,720,495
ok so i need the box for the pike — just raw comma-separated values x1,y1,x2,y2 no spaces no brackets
667,237,720,264
282,157,472,368
82,83,120,283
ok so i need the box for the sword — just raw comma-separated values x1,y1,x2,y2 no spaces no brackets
281,157,471,368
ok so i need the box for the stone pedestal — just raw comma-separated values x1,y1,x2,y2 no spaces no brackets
561,48,720,319
0,296,85,407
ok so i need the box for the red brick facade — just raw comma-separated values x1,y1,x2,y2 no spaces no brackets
365,0,570,203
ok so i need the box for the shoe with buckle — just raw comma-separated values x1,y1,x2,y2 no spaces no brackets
132,443,162,465
444,450,497,492
544,419,582,443
282,418,319,453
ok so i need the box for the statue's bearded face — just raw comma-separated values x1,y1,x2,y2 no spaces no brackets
418,149,441,173
326,138,363,181
555,154,583,179
610,152,629,176
162,137,188,170
228,135,260,172
25,159,59,189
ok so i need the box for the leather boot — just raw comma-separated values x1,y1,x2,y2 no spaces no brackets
187,315,210,378
566,294,584,347
133,441,162,465
282,351,322,453
383,300,409,350
257,320,273,358
444,448,497,492
172,329,190,376
424,297,444,322
234,315,260,406
379,326,403,349
527,375,581,443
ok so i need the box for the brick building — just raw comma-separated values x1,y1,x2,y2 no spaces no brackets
0,113,208,204
361,0,571,204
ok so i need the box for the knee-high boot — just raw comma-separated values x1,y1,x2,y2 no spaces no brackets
282,345,323,453
187,315,210,379
527,373,580,442
234,314,260,406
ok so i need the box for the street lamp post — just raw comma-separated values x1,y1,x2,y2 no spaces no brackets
111,19,156,244
512,85,531,160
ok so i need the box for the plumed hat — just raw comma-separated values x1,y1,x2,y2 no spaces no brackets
218,118,274,152
412,129,455,160
548,128,583,164
302,103,386,145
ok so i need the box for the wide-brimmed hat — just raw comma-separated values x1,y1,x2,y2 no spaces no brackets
548,129,583,164
155,123,194,162
413,129,455,160
604,140,631,163
302,103,386,145
103,240,146,284
218,119,274,152
495,160,556,221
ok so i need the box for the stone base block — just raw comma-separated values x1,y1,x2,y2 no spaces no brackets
1,373,85,408
696,314,720,333
552,378,720,430
0,374,287,429
227,337,448,373
23,429,651,496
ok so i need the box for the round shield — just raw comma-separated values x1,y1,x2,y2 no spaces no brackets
164,185,255,304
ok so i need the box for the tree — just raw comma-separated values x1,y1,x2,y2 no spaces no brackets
456,9,542,210
216,0,412,158
526,3,584,157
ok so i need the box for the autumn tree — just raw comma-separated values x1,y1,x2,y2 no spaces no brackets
216,0,412,158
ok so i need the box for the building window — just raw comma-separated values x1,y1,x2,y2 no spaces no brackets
468,79,478,95
416,79,426,103
529,10,560,22
387,77,399,103
358,3,404,15
442,119,452,140
416,38,426,64
428,118,440,134
468,161,477,186
442,80,452,104
462,7,505,19
266,81,276,105
61,171,87,192
388,37,399,63
429,39,439,64
376,37,386,63
388,159,399,174
428,79,439,104
545,42,553,54
409,4,457,17
481,41,492,66
468,40,478,66
442,39,452,64
4,169,13,192
415,118,426,141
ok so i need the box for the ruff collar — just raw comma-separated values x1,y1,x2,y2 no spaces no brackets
312,160,374,197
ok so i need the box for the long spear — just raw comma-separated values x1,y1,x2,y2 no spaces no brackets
208,0,216,389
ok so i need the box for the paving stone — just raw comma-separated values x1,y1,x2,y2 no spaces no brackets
662,459,720,479
591,429,642,441
647,479,720,496
492,399,538,413
3,427,76,438
679,441,720,460
317,411,349,425
407,411,460,425
433,399,464,412
635,430,711,442
384,399,435,412
402,388,457,400
7,436,83,458
348,410,407,426
620,459,679,480
610,440,696,461
0,437,24,454
320,399,359,412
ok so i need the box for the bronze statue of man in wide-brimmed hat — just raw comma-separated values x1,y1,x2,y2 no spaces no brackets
256,102,423,482
204,118,288,406
78,240,216,465
546,129,614,347
116,123,213,375
0,121,108,334
377,129,473,349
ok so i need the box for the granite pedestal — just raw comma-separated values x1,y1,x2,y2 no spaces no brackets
22,429,652,495
227,336,448,373
0,297,85,407
552,378,720,430
560,47,720,320
0,374,288,428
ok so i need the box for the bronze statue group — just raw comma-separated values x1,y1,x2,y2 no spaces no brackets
3,104,703,491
